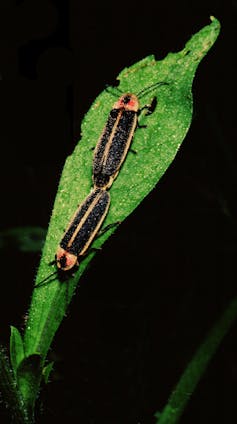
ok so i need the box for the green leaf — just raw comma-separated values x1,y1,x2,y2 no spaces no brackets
24,17,220,374
17,354,42,415
42,361,54,384
10,326,25,379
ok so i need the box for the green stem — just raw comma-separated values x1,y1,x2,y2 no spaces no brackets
156,296,237,424
0,348,32,424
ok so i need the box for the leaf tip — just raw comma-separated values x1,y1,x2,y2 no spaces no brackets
209,15,221,33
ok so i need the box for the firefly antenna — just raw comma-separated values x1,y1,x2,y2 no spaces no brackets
34,269,58,289
105,85,123,98
105,81,168,100
137,81,168,99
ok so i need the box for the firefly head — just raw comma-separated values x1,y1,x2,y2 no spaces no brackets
56,247,78,271
114,93,139,112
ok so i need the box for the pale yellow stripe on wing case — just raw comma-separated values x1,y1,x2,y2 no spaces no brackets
80,192,110,256
67,190,102,249
102,109,123,167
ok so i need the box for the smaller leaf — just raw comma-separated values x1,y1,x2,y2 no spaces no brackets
42,361,54,384
17,354,42,414
10,326,25,379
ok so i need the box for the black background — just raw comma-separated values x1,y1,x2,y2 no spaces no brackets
0,1,236,423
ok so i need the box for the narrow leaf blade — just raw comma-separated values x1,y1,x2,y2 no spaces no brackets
10,326,25,379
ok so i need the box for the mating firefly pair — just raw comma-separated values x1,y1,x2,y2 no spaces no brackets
53,82,166,275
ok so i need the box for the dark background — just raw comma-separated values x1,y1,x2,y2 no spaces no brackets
0,1,236,423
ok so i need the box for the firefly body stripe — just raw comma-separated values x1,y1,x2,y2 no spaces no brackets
93,93,139,190
56,188,110,271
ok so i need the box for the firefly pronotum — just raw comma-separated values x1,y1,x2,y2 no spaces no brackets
93,82,167,190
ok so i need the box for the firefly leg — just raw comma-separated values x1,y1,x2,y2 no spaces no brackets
97,221,120,237
86,222,120,255
139,97,158,116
